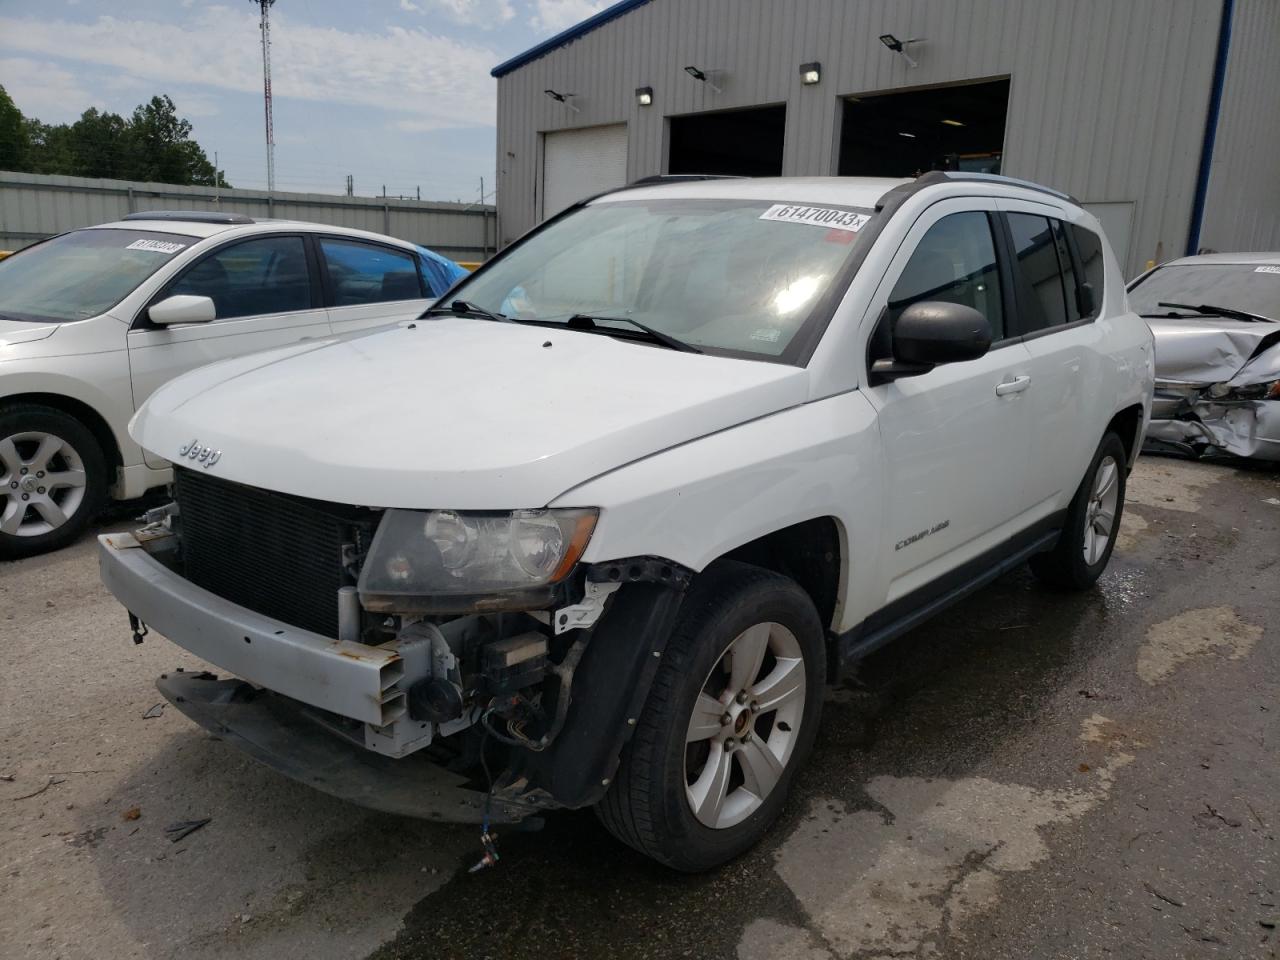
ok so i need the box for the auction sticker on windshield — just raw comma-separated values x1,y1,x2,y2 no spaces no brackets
126,239,187,255
759,204,871,233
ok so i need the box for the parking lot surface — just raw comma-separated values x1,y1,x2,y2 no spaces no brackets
2,456,1277,960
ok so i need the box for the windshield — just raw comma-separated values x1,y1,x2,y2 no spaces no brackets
445,198,877,361
1129,263,1280,321
0,228,197,323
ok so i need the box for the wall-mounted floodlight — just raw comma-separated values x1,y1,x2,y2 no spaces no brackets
635,86,653,106
544,89,580,113
878,34,920,69
683,65,722,93
798,62,822,85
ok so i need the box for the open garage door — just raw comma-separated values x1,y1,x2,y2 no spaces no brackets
541,123,628,221
838,78,1009,178
668,105,786,177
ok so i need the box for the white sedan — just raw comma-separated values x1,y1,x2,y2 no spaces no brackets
0,211,463,559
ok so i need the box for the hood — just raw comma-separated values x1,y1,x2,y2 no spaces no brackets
132,316,809,509
0,319,60,349
1147,316,1280,384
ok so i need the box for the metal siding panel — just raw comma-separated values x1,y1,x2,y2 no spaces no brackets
1200,0,1280,252
0,172,490,255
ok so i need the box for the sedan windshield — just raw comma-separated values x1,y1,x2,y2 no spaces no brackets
1129,263,1280,321
0,228,197,323
444,198,878,361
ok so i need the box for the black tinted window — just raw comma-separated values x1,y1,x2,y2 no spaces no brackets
170,236,312,320
887,211,1004,340
1070,224,1105,319
1008,213,1071,332
321,239,423,306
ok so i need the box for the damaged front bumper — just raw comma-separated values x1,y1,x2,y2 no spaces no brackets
155,671,537,823
1145,391,1280,461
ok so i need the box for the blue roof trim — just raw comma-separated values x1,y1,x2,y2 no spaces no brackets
491,0,653,78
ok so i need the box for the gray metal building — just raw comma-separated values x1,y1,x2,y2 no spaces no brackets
492,0,1280,276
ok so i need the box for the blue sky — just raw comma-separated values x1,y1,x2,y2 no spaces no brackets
0,0,611,202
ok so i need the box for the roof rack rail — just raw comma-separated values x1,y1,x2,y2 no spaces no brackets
123,210,254,225
628,174,746,186
914,171,1079,204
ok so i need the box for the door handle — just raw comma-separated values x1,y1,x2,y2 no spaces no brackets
995,375,1031,396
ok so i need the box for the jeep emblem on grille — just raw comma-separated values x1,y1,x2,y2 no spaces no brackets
179,439,221,469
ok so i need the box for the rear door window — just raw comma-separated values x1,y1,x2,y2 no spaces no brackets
169,235,313,320
320,239,424,306
1006,213,1072,334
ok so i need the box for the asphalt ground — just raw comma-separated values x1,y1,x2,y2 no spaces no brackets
1,455,1277,960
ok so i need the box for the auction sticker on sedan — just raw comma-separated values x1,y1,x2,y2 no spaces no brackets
759,204,871,233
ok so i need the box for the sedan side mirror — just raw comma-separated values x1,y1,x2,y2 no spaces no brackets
148,294,216,326
871,301,992,383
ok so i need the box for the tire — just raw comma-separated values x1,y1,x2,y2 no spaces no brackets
1029,432,1127,589
596,560,826,872
0,404,108,561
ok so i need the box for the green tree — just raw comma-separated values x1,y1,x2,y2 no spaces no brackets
126,95,222,185
0,84,228,187
0,84,30,170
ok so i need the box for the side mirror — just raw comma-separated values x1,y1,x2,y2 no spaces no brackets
871,301,992,383
148,294,216,326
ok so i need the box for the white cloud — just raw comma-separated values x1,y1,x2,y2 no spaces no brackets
0,6,498,132
0,57,97,120
398,0,515,28
528,0,610,33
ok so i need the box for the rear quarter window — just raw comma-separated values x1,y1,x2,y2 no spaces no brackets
1070,224,1105,318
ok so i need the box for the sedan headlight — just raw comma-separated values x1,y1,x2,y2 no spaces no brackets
358,508,598,614
1207,379,1280,401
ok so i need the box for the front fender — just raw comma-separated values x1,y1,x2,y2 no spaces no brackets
550,391,884,632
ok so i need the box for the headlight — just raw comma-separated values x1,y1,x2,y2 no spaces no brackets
358,508,598,614
1207,379,1280,401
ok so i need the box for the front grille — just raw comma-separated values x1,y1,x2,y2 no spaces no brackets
173,468,379,637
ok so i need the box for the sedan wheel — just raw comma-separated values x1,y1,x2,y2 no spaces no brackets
0,431,90,538
685,622,806,829
0,404,107,560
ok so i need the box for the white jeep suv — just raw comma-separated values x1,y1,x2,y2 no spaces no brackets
100,174,1153,871
0,212,459,559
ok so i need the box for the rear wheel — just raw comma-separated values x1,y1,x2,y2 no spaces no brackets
0,405,107,560
1029,432,1127,589
596,561,825,871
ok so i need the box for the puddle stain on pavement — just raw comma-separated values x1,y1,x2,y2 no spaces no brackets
742,717,1139,960
1137,605,1263,685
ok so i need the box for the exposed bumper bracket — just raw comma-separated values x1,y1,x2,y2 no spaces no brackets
157,671,538,824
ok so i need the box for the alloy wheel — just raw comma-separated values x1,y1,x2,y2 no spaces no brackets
0,431,89,538
1083,454,1120,565
684,621,807,829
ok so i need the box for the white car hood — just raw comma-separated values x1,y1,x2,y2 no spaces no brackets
1148,316,1280,384
132,316,809,508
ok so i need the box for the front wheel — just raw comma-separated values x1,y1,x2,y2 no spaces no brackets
1029,432,1127,589
596,561,826,871
0,404,108,561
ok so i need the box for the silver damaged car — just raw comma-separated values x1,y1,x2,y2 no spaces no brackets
1130,253,1280,460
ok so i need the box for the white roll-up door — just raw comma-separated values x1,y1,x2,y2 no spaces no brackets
541,123,628,220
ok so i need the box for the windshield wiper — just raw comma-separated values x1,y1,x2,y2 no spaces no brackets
567,314,702,353
1151,301,1276,323
420,299,511,323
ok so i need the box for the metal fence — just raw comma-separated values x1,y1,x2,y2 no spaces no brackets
0,171,495,264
